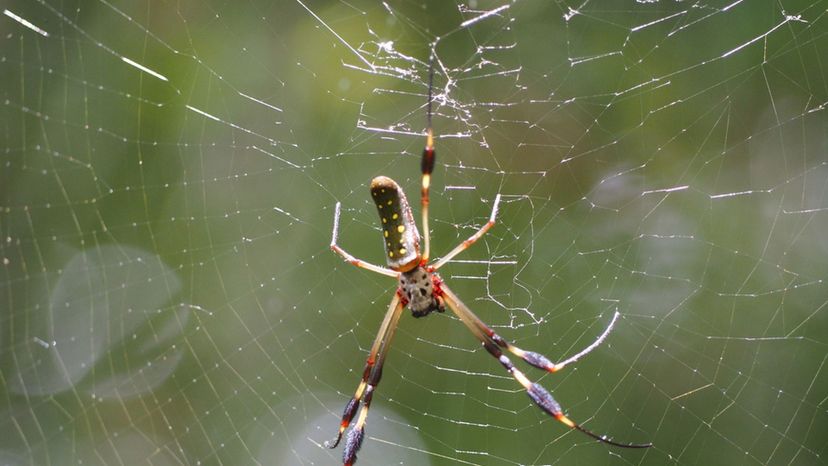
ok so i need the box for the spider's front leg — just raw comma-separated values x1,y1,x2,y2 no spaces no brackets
439,284,651,449
327,292,407,465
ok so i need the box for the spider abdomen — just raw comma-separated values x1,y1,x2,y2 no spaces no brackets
399,266,443,318
371,176,421,272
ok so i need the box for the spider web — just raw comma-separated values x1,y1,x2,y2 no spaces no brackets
2,0,827,465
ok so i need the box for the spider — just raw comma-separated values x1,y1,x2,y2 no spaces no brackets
326,62,651,465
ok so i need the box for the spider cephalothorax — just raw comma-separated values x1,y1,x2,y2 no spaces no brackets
399,266,444,317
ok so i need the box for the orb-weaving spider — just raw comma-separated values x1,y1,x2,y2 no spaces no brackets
327,61,651,465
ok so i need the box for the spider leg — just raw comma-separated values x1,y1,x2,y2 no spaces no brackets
440,281,619,373
431,194,501,270
331,202,400,278
327,292,407,465
439,285,651,449
421,57,435,262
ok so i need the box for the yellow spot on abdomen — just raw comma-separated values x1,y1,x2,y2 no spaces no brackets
397,225,405,233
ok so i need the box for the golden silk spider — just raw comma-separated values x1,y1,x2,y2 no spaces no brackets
326,60,652,465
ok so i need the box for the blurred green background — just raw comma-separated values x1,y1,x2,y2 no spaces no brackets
2,1,827,465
